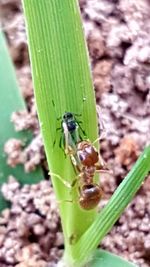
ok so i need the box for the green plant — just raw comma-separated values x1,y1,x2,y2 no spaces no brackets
0,30,43,211
22,1,150,266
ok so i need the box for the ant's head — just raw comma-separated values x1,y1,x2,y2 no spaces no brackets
77,141,99,167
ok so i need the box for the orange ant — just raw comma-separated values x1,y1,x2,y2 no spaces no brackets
50,138,110,210
69,139,110,210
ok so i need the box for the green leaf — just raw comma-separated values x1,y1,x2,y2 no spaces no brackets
22,0,99,257
91,250,137,267
0,30,43,211
73,146,150,264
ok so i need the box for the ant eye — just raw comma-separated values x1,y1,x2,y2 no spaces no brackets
78,153,86,162
79,154,84,161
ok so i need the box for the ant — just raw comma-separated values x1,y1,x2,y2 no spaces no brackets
50,137,110,210
69,139,110,210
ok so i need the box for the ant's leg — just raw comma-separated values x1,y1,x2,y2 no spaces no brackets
71,173,81,187
70,154,78,168
98,153,107,167
49,172,72,188
95,167,113,175
92,136,102,146
49,172,81,190
50,173,81,207
69,150,83,174
57,199,74,205
57,196,79,207
71,172,83,190
91,137,107,167
96,105,107,140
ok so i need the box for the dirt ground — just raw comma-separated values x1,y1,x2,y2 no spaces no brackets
0,0,150,266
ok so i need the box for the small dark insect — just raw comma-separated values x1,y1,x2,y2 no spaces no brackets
62,112,78,133
52,100,86,154
61,112,86,156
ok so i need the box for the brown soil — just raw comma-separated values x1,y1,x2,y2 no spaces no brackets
0,0,150,266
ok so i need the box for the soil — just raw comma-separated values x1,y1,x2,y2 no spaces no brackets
0,0,150,266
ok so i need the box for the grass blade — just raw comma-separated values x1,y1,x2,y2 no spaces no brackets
0,30,43,211
91,250,137,267
22,0,99,263
73,146,150,264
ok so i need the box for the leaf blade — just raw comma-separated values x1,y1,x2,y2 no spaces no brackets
22,0,99,247
91,250,137,267
0,31,43,210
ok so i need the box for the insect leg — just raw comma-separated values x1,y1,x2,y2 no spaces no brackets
73,113,82,117
49,172,72,189
53,127,62,147
77,122,86,137
95,167,113,175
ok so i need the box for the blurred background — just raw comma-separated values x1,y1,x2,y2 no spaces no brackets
0,1,150,267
